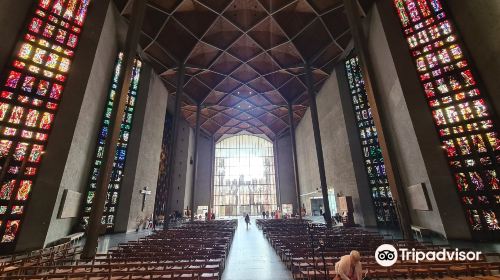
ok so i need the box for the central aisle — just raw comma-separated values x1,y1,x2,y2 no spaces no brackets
222,217,293,280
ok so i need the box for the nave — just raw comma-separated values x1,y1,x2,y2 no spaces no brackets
0,218,500,279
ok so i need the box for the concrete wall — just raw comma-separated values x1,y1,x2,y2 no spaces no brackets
16,0,113,251
0,0,32,73
276,133,299,212
167,119,195,214
193,135,213,212
115,65,168,232
368,2,471,239
294,69,376,226
42,3,121,245
447,0,500,115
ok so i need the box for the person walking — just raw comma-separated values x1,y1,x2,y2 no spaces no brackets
245,214,250,229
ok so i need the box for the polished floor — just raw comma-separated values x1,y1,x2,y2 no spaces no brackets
221,217,293,280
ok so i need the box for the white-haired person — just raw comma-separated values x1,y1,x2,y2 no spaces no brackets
334,250,363,280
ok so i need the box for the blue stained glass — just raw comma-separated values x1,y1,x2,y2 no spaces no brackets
345,56,398,226
81,53,141,229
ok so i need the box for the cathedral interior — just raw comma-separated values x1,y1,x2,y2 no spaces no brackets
0,0,498,279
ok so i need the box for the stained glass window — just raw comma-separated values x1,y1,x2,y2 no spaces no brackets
0,0,90,247
393,0,499,236
81,52,142,230
345,56,398,227
154,113,173,220
213,135,277,216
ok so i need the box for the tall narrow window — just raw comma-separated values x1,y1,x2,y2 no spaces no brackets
345,56,398,227
393,0,499,237
154,113,173,220
213,135,277,216
81,52,142,229
0,0,90,247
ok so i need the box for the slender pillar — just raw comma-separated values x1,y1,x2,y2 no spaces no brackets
208,136,215,217
343,0,412,239
288,103,302,218
190,104,201,221
273,138,281,209
82,0,147,258
165,64,185,216
305,64,332,228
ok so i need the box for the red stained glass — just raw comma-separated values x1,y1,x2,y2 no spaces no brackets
5,72,21,89
29,18,43,34
0,103,9,121
42,24,55,38
443,139,457,157
51,0,65,15
13,143,29,161
0,180,16,200
18,95,30,104
50,84,63,100
39,0,52,9
0,0,90,245
55,29,67,44
63,0,79,19
1,91,14,99
455,173,469,192
24,167,37,176
36,80,50,96
67,34,78,48
35,133,48,141
16,180,32,201
11,206,23,215
46,102,57,110
74,0,90,26
25,110,39,127
483,211,500,231
486,170,499,190
39,112,54,130
29,145,44,163
432,109,446,125
13,60,26,70
8,107,24,124
21,130,33,139
1,220,20,243
7,166,19,175
417,0,431,17
21,76,35,93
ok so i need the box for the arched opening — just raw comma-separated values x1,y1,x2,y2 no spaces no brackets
213,135,277,217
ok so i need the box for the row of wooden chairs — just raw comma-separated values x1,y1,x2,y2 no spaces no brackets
0,220,237,279
0,242,80,274
256,219,500,280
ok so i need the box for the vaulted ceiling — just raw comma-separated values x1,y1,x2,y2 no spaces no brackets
117,0,365,140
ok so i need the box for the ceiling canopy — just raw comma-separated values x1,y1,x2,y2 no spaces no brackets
119,0,360,140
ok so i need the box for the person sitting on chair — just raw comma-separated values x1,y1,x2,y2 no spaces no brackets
335,250,363,280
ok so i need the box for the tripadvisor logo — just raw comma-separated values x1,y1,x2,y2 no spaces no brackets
375,244,482,267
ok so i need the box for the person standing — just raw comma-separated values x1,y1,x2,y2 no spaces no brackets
245,214,250,229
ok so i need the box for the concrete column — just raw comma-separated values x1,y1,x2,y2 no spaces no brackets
343,0,412,239
288,103,302,218
305,64,332,228
83,0,147,258
190,105,201,221
208,137,215,215
273,138,281,209
165,65,185,216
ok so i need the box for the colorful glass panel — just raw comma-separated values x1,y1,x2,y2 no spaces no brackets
81,52,142,229
345,56,398,227
0,0,90,246
154,113,173,220
393,0,499,237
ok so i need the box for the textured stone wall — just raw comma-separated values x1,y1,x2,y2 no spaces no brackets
294,69,375,226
